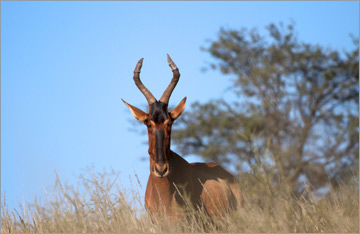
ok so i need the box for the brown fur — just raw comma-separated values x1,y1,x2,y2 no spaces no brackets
145,150,241,219
123,55,241,220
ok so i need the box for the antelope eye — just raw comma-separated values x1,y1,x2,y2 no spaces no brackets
144,120,152,128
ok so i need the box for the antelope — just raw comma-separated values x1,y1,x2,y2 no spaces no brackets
122,54,241,220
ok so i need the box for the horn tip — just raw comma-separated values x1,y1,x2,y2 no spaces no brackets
167,54,177,70
134,58,144,72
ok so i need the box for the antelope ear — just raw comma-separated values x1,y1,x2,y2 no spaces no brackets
170,97,187,120
122,99,148,122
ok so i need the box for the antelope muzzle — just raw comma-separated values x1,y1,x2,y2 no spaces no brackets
153,162,170,178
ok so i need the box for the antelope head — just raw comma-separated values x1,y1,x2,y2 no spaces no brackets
122,54,186,178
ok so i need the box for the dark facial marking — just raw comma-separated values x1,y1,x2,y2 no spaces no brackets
155,129,165,164
150,101,168,124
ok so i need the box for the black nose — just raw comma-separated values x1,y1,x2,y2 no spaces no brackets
155,165,168,177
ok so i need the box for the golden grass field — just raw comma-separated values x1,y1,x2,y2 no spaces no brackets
1,169,358,233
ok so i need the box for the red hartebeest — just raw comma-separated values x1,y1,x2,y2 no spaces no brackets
122,55,241,219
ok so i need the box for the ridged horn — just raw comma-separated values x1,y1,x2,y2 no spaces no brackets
133,58,156,105
159,54,180,104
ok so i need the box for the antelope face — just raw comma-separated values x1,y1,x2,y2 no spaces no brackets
122,98,186,178
122,54,186,178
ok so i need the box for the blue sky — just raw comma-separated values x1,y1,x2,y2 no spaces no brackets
1,1,359,211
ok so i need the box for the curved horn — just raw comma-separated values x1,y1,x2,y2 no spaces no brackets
133,58,156,105
159,54,180,104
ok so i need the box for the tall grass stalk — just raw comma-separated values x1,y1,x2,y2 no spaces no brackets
1,168,358,233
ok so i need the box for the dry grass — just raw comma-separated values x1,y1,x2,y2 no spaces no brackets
1,168,358,233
